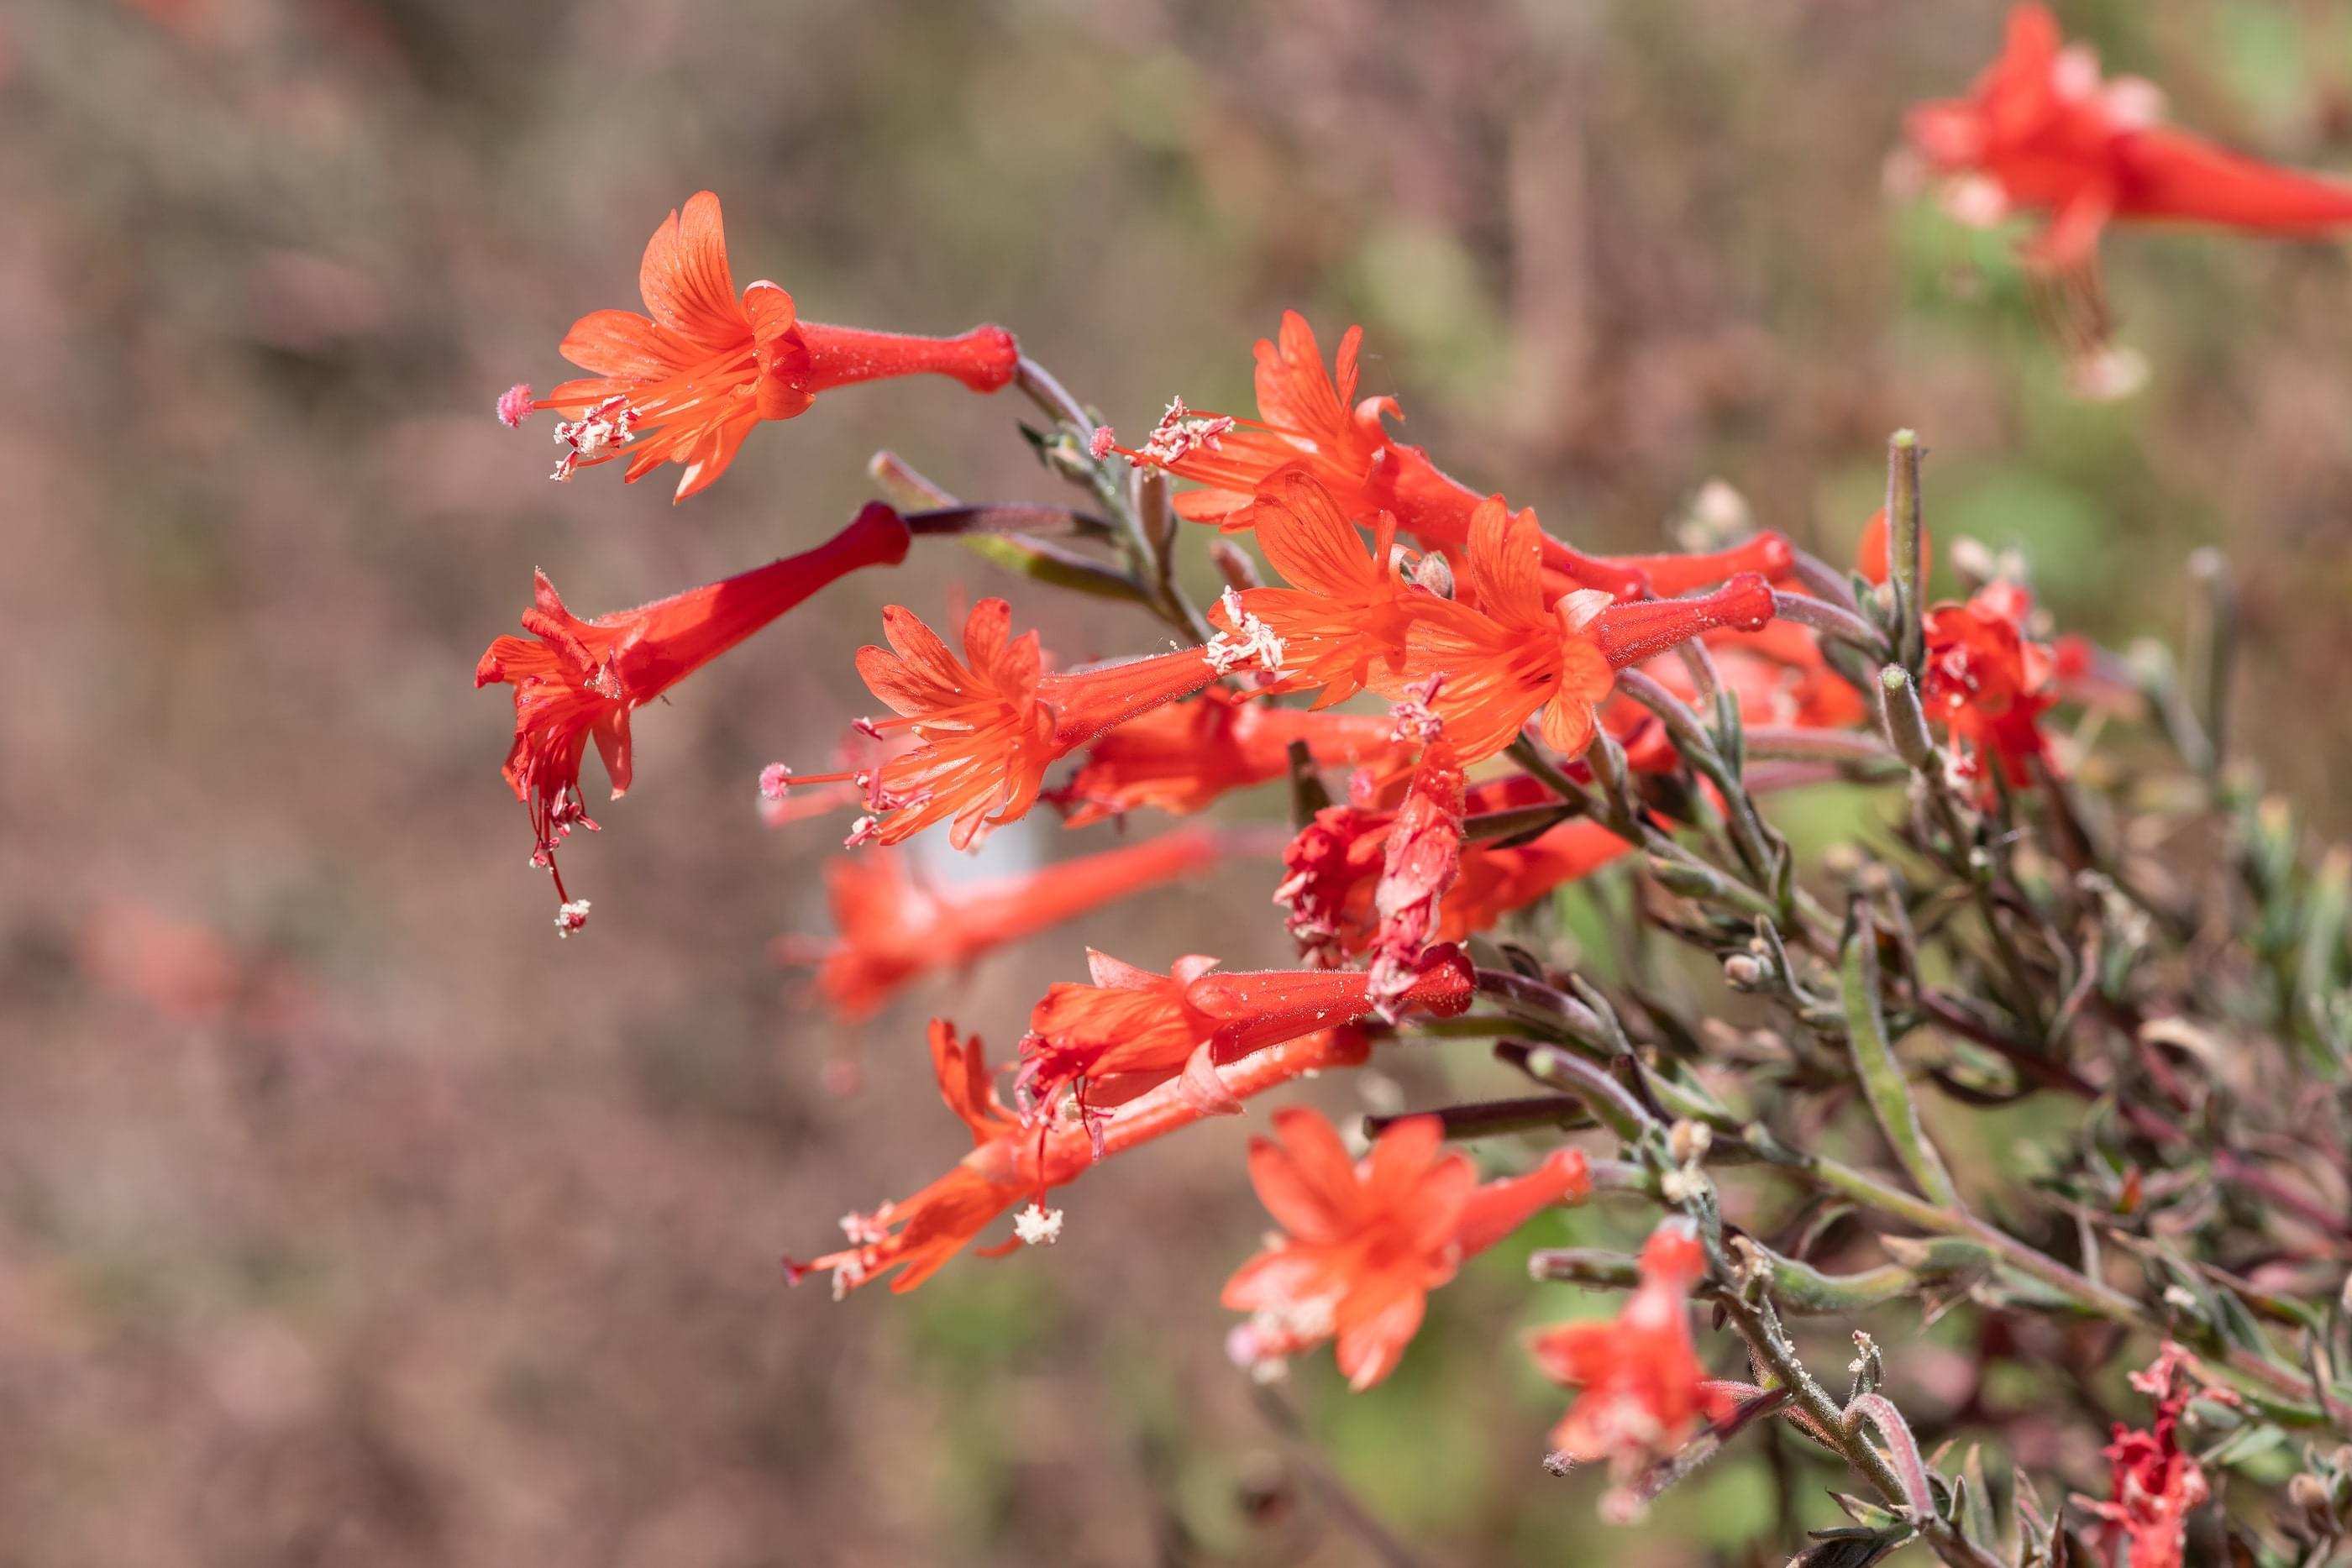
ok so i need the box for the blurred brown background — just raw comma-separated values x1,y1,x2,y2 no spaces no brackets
6,1,2352,1563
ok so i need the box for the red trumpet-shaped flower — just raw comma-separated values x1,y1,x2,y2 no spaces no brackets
508,191,1017,501
1923,579,2059,797
1017,945,1476,1125
1223,1109,1592,1389
1052,685,1410,829
787,1020,1373,1296
1908,5,2352,274
775,828,1226,1021
1137,312,1791,600
2076,1343,2226,1568
1401,501,1777,763
475,501,911,923
781,596,1282,850
1530,1221,1738,1478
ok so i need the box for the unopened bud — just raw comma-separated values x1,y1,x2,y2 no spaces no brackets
1878,665,1937,768
2291,1473,2332,1512
1588,726,1632,801
1646,856,1722,900
1723,953,1767,990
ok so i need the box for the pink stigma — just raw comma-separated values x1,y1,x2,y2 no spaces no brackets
497,383,536,428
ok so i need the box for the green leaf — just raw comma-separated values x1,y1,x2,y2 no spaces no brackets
1840,897,1963,1208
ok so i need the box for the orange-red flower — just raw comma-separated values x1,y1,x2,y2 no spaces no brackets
1052,685,1409,829
1908,5,2352,274
475,501,911,923
1400,501,1778,763
1142,312,1792,600
787,1020,1374,1295
2077,1343,2223,1568
776,828,1226,1020
1214,473,1428,706
1223,1109,1593,1389
510,191,1018,500
1923,579,2058,795
1017,945,1477,1125
783,597,1279,849
1530,1221,1738,1475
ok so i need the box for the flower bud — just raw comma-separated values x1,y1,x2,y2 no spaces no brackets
1877,665,1937,769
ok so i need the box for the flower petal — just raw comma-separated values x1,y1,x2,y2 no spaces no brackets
637,191,745,351
1332,1272,1427,1391
556,308,693,382
1246,1107,1359,1245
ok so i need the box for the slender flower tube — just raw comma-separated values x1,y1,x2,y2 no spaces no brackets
785,1020,1375,1296
780,595,1284,849
475,501,911,924
1016,944,1477,1125
1224,1109,1592,1389
1134,312,1793,600
1909,6,2352,275
1052,684,1410,828
506,191,1017,500
774,827,1229,1020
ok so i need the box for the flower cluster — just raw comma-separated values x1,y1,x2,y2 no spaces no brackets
475,66,2352,1553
